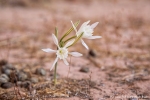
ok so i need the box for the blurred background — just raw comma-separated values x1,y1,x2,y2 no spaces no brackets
0,0,150,99
0,0,149,67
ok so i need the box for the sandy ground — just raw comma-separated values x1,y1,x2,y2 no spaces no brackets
0,0,150,100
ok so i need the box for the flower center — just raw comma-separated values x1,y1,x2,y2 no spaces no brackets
82,25,93,38
56,48,68,59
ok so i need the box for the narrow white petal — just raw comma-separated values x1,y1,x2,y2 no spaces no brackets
50,57,58,71
81,39,89,49
52,34,59,47
86,36,102,39
63,58,69,65
42,48,56,53
77,20,90,35
91,22,99,29
81,20,90,28
64,39,75,48
69,52,83,57
71,21,77,33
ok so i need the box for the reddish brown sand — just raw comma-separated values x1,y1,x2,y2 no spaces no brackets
0,0,150,100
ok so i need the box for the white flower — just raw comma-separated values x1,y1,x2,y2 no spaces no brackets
42,34,82,71
71,20,102,49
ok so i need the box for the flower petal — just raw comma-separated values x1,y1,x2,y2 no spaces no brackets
86,36,102,39
63,58,69,65
50,57,58,71
42,48,56,53
52,34,59,47
81,20,90,28
81,39,89,49
71,21,77,33
91,22,99,29
64,39,75,48
69,52,83,57
77,20,90,36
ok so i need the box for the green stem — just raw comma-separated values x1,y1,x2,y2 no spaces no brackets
54,27,58,86
54,62,57,85
64,35,77,44
60,21,80,42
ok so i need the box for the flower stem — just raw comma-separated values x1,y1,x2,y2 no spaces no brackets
54,27,58,86
54,62,57,85
64,35,77,44
60,21,80,42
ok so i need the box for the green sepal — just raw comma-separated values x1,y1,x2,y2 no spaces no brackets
55,27,58,38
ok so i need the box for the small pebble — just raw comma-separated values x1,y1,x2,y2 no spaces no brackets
89,81,96,87
79,67,89,73
1,64,15,74
103,95,110,98
0,77,8,84
88,97,94,100
128,98,138,100
17,72,28,81
3,69,12,76
88,49,96,57
35,68,46,76
1,82,13,89
0,74,9,81
5,64,15,70
30,77,39,84
17,81,22,86
21,81,32,89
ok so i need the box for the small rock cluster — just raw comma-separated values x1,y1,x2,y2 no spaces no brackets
0,60,46,89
